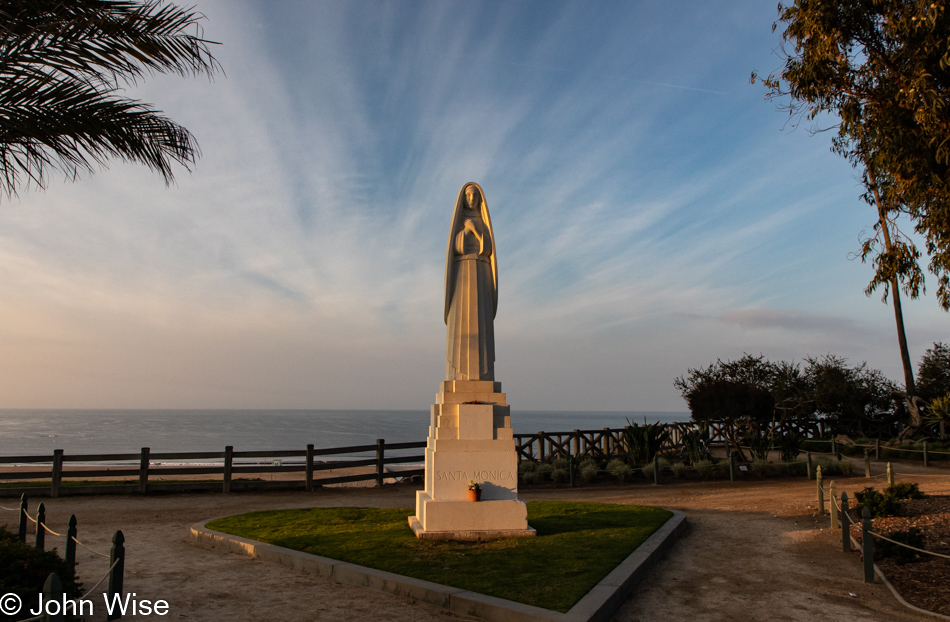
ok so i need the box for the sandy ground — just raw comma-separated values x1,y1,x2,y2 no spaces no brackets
3,460,948,622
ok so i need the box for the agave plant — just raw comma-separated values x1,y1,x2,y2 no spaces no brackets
622,420,671,466
681,423,710,465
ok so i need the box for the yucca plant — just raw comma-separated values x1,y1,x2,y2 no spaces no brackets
622,420,670,466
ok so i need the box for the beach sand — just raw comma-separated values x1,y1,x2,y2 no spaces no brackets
2,459,947,622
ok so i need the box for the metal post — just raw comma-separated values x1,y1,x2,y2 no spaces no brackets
306,444,314,492
538,431,545,462
107,530,125,621
841,492,851,553
65,515,77,576
35,502,45,550
875,438,880,460
653,454,659,485
831,438,837,457
862,507,875,583
830,481,839,529
816,466,824,515
864,448,871,479
376,439,385,487
923,440,929,467
886,462,894,487
806,452,813,480
223,445,233,494
17,494,27,542
569,456,576,488
139,447,150,494
51,449,63,498
729,450,735,482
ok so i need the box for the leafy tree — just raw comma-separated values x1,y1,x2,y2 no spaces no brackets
0,0,220,198
916,341,950,401
803,355,900,436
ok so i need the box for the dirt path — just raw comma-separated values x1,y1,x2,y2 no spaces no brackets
4,464,948,622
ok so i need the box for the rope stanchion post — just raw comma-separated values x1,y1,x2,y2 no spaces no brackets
65,515,77,576
816,466,824,515
830,481,838,529
44,573,64,622
728,449,735,482
864,448,871,478
569,456,576,488
18,494,27,543
653,454,659,485
52,449,64,499
306,444,314,492
841,492,851,553
222,445,233,494
875,438,880,460
887,462,894,487
862,506,874,583
806,452,812,480
923,440,929,468
139,447,150,494
107,530,125,621
35,503,46,551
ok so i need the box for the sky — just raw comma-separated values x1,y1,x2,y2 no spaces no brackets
0,0,946,412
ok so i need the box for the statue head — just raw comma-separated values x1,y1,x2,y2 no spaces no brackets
464,184,481,211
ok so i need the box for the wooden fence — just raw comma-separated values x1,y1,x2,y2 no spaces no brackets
0,440,425,498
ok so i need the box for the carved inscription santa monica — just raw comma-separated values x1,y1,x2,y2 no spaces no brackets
435,470,514,481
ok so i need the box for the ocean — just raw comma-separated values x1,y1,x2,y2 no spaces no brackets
0,409,688,458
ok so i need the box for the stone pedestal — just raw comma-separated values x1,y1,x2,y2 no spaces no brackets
409,379,535,540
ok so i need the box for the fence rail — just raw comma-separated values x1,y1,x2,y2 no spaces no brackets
0,440,425,498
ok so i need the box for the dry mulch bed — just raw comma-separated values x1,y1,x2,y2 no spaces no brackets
852,495,950,617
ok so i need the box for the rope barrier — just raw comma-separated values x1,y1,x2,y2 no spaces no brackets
79,558,120,599
71,536,110,559
24,512,36,524
39,522,62,537
0,505,19,511
866,530,950,561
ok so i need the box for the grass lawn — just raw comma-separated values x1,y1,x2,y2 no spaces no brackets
206,501,672,612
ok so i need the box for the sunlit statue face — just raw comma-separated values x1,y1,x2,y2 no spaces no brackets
465,185,481,210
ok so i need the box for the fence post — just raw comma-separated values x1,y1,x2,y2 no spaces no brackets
538,431,546,462
806,452,813,480
43,573,64,622
816,466,824,515
107,530,125,621
875,438,880,460
223,446,233,494
864,448,871,479
139,447,150,494
886,462,894,487
830,481,838,529
862,506,874,583
831,438,837,457
653,454,659,485
603,427,610,456
841,492,850,553
35,502,46,550
569,456,576,488
572,430,581,459
51,449,63,498
18,493,27,542
923,440,928,467
728,448,735,482
65,515,77,576
376,439,385,487
306,444,314,492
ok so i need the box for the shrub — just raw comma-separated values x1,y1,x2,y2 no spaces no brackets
752,459,775,477
518,461,537,474
657,457,672,472
0,526,83,606
607,459,634,483
788,460,808,477
536,463,554,480
622,421,671,465
579,464,600,483
641,463,655,481
886,482,924,500
838,460,854,476
521,471,540,485
550,467,569,484
578,457,599,471
682,424,711,465
854,487,903,518
775,432,803,463
671,462,688,478
695,459,715,480
876,527,925,564
552,458,572,470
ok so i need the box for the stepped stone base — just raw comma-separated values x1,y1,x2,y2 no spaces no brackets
409,379,534,540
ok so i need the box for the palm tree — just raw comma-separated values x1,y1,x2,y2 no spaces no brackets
0,0,220,198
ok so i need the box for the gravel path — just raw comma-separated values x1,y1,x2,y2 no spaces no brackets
5,464,949,622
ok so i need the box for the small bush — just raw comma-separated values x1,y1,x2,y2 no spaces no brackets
521,471,540,485
671,462,688,478
578,457,599,471
838,460,854,476
536,463,554,480
550,467,569,484
752,459,774,477
788,460,808,477
579,464,600,483
876,527,925,564
552,458,572,470
886,482,924,500
695,459,715,480
657,457,672,473
641,463,655,481
518,461,537,474
854,487,903,518
607,459,634,483
0,526,83,606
